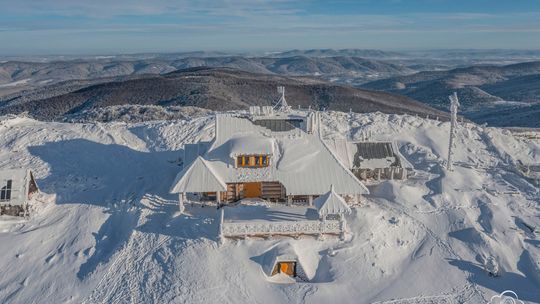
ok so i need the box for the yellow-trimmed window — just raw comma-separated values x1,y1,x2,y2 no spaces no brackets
237,155,270,168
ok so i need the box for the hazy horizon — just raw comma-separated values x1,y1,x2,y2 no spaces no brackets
4,48,540,58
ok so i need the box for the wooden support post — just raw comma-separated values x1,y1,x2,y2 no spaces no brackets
390,168,395,180
216,191,221,208
179,192,185,214
377,169,381,180
287,195,292,206
339,219,346,241
308,195,313,207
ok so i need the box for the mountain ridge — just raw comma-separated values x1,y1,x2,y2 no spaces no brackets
0,67,449,121
360,61,540,127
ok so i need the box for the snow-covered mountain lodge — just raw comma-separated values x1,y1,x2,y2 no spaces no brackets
170,107,369,207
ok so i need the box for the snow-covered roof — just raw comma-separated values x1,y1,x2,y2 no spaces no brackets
353,142,396,169
314,185,352,217
170,156,227,193
212,114,260,149
324,138,354,168
326,139,413,170
203,114,368,196
228,135,275,157
275,136,368,195
0,169,38,206
252,119,303,132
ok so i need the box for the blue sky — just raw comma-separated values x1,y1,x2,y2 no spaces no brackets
1,0,539,55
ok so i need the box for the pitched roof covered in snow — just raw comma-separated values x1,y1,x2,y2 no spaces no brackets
314,185,352,217
170,156,227,193
0,169,38,206
171,113,368,196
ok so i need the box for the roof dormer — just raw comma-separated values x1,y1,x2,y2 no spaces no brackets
227,134,275,169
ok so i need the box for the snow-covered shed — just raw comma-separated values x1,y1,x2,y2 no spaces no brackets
259,242,310,281
0,169,39,216
170,112,369,206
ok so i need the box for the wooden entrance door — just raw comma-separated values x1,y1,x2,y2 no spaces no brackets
243,182,262,198
278,262,295,276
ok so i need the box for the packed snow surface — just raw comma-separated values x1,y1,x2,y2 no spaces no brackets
0,111,539,303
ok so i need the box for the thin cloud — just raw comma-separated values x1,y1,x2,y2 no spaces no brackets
1,0,540,52
0,0,300,17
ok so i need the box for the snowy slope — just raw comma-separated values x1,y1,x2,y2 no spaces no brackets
0,112,539,304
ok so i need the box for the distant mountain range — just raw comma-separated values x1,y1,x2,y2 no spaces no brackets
0,56,415,98
466,102,540,127
270,49,405,58
361,61,540,127
0,67,449,121
2,49,540,127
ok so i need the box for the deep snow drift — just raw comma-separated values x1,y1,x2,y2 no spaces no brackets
0,111,539,303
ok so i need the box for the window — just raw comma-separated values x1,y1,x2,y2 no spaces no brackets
237,155,270,168
0,179,12,201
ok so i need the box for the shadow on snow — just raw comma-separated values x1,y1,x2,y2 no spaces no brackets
448,256,540,302
26,139,221,280
27,138,182,206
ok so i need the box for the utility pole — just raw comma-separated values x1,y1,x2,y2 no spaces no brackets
447,92,460,171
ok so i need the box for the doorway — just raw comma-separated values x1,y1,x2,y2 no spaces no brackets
278,262,296,276
243,182,262,198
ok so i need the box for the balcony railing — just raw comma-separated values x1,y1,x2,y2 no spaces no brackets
220,219,344,238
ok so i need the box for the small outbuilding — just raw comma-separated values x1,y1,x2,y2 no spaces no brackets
0,169,39,216
259,242,310,281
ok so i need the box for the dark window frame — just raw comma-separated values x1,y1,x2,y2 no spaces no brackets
0,179,13,201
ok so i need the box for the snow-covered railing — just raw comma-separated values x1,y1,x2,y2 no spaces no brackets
221,219,344,238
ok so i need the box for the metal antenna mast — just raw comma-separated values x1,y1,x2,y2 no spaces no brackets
274,86,290,112
447,92,460,171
